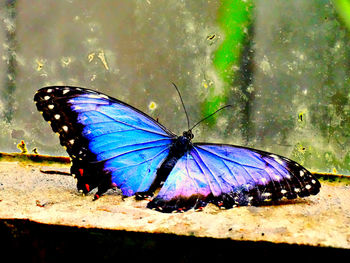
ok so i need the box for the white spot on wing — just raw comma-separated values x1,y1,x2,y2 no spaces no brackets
44,96,50,100
73,106,82,110
62,126,68,132
305,184,311,190
69,139,74,145
47,88,53,93
270,154,284,165
54,114,60,120
86,94,104,99
63,89,70,94
48,104,54,110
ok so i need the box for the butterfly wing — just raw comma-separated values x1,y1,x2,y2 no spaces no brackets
34,86,175,198
148,143,321,212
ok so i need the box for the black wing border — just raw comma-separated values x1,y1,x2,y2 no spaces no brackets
37,85,177,138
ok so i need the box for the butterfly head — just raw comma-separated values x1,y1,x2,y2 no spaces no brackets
183,130,194,140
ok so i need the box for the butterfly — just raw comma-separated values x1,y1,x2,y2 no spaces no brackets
34,86,321,213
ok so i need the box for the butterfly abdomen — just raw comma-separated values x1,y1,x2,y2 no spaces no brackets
135,135,192,199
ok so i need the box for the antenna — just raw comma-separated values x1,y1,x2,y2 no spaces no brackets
190,105,232,131
172,82,190,130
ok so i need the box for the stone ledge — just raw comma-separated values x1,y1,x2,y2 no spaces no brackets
0,160,349,249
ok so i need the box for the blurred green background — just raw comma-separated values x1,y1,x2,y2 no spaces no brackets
0,0,349,174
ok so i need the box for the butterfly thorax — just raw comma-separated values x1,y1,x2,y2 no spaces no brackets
166,130,194,161
157,133,192,177
172,134,192,156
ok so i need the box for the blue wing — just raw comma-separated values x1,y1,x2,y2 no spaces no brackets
148,143,321,212
34,86,175,198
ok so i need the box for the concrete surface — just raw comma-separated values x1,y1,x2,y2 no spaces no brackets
0,160,349,249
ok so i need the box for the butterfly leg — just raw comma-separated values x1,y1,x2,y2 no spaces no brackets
135,191,154,201
193,199,208,211
135,157,178,201
93,172,113,200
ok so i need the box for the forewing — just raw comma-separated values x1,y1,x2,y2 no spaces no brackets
34,86,175,197
148,143,320,212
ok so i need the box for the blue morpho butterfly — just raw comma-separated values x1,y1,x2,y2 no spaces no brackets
34,86,321,213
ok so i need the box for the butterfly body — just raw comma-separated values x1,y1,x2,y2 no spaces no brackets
34,86,320,213
135,134,193,200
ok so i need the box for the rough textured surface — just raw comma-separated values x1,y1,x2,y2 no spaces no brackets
0,160,349,249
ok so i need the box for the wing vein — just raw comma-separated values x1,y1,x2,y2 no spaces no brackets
220,159,240,187
79,109,171,137
184,153,201,194
115,146,170,183
190,150,216,196
70,100,174,137
192,147,225,195
94,144,170,163
86,128,139,139
92,138,171,153
265,159,294,192
195,145,265,170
